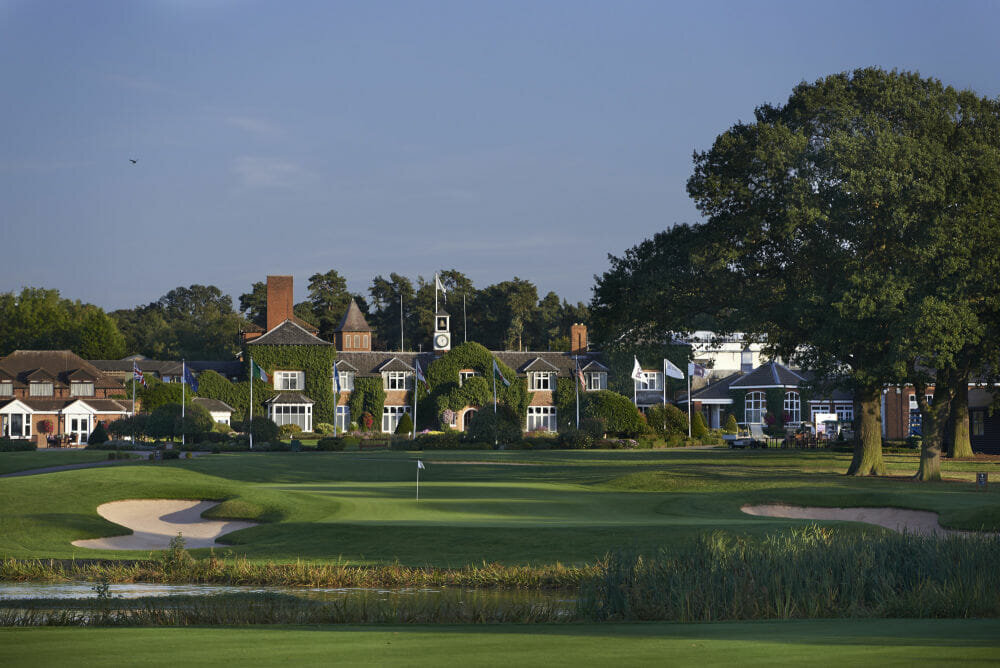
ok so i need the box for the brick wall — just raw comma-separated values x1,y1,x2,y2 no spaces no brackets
266,275,294,331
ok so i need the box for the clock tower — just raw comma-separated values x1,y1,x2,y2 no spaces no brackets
433,309,451,352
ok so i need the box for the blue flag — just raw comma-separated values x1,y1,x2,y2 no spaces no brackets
183,365,199,393
333,361,341,394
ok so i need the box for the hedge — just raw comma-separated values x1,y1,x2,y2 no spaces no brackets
0,437,36,452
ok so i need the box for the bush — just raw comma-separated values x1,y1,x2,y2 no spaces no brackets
644,404,689,438
212,421,232,434
146,403,214,440
584,391,645,437
558,429,594,449
315,422,336,435
87,422,109,445
580,417,606,439
394,413,414,436
316,437,346,451
467,405,522,445
723,413,739,434
279,423,302,438
691,411,709,439
161,449,181,460
244,416,279,443
0,437,35,452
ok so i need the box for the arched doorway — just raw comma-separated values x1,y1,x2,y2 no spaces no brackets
462,409,478,431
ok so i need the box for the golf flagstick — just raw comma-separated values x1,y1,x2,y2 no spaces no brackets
416,459,425,501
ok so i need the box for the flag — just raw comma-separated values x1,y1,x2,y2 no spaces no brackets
577,366,586,390
414,360,430,391
132,361,147,388
333,361,341,394
664,359,685,379
435,274,447,300
631,356,644,382
688,362,706,378
183,364,199,393
251,359,269,383
492,359,510,387
417,460,425,470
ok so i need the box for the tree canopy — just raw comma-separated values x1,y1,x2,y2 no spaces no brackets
0,288,126,358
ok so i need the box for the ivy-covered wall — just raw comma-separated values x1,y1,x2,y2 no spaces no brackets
730,388,747,422
243,344,337,424
424,342,528,428
194,369,275,422
349,376,386,429
766,388,784,427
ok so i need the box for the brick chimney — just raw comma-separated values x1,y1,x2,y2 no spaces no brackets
570,323,588,356
266,275,294,332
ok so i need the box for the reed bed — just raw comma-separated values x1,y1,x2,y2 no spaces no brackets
579,526,1000,622
0,556,594,590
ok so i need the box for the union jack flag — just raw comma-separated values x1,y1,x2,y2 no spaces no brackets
132,361,147,388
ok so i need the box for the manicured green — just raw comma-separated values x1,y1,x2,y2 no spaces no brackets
0,448,997,565
2,620,999,667
0,451,107,476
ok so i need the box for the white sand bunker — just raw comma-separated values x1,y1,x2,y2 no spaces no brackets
73,499,258,550
741,504,991,537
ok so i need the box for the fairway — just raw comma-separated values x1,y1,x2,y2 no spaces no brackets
2,619,998,667
1,448,998,565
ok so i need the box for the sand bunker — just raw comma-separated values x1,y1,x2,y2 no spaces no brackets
741,504,994,537
72,499,258,550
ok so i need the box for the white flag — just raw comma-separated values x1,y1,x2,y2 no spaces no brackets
435,274,447,300
417,460,425,470
664,359,685,379
631,356,644,382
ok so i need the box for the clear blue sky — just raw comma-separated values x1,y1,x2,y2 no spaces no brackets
2,0,998,310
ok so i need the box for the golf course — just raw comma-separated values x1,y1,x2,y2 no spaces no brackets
2,446,999,664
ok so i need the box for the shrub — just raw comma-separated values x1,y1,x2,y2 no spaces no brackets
279,423,302,438
0,437,36,452
723,413,739,434
146,403,213,440
643,404,689,438
316,437,346,451
691,411,709,439
395,413,414,436
315,422,336,435
558,429,593,450
360,412,375,432
212,421,232,434
161,449,181,460
87,422,109,445
580,417,606,439
584,391,644,437
467,405,522,444
243,416,279,443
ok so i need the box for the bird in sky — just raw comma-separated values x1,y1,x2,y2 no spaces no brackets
129,159,137,164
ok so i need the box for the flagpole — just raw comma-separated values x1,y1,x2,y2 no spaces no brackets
412,367,417,440
463,293,467,343
574,357,580,429
400,293,404,352
333,362,339,438
249,357,254,451
416,461,420,501
181,360,185,447
435,273,438,314
663,360,667,407
492,362,498,449
687,365,692,438
131,370,135,418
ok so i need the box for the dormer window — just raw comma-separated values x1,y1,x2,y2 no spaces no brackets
634,371,662,391
70,382,95,397
29,382,53,397
0,382,11,396
336,370,354,392
384,371,412,391
529,372,554,391
459,370,480,386
584,372,607,391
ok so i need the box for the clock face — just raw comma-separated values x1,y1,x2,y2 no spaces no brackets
435,334,449,348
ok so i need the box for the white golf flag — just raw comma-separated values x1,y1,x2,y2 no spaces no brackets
631,356,644,381
435,274,447,300
417,460,425,470
664,359,685,379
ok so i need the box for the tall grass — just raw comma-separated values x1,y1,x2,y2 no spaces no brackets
579,526,1000,621
0,556,594,590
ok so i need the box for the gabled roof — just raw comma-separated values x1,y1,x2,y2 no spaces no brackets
729,362,805,388
264,391,314,405
192,397,235,413
248,320,333,346
333,360,358,373
521,357,560,373
493,352,603,378
67,368,97,382
26,368,55,382
376,357,415,373
0,350,123,391
677,372,743,404
0,397,131,413
336,352,436,377
581,360,609,372
435,308,450,317
335,299,372,333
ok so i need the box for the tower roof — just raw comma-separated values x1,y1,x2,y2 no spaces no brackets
335,299,372,332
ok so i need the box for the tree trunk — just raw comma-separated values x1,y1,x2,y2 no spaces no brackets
914,374,955,482
847,387,885,476
948,373,972,458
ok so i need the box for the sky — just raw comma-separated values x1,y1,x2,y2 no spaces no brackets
2,0,999,311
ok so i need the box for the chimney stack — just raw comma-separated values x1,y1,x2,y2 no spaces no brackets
266,275,294,332
570,323,588,356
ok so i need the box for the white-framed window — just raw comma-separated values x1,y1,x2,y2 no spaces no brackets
973,410,985,437
382,405,411,433
585,372,607,391
810,404,830,422
835,403,854,422
354,334,360,348
745,391,766,424
70,382,95,397
384,371,412,391
530,372,554,391
783,391,800,423
335,371,354,392
0,382,12,396
29,382,53,397
909,394,934,409
526,406,557,432
336,405,351,432
268,403,312,432
4,413,31,437
459,370,480,386
634,371,662,391
274,371,305,391
363,334,369,349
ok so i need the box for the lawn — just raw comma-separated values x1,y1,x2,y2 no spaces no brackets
0,448,997,565
0,450,108,476
1,619,998,667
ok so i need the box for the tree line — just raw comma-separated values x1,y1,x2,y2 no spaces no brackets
0,272,589,360
591,68,1000,482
